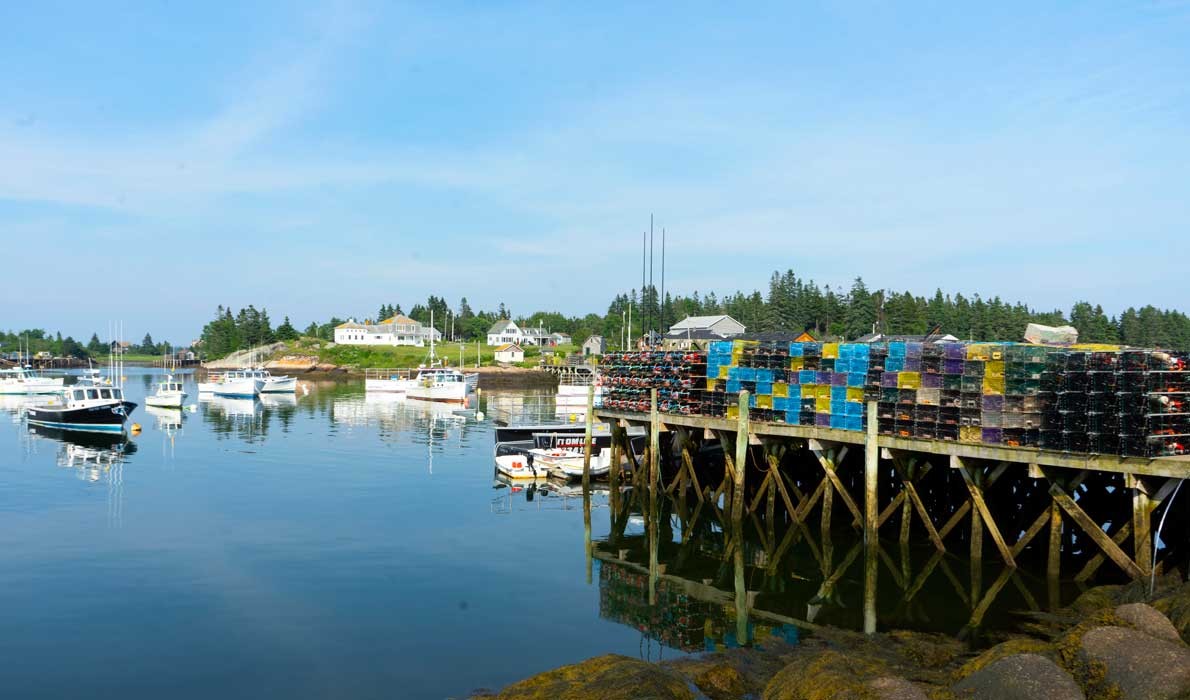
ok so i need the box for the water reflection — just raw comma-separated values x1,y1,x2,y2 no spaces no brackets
490,475,609,514
331,393,481,450
592,482,1071,649
25,425,136,527
0,394,38,422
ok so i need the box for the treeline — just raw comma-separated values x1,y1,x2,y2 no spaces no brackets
198,306,299,357
199,269,1190,358
2,329,179,359
600,270,1190,349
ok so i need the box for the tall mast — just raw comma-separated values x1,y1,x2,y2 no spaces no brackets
661,226,666,332
648,214,654,336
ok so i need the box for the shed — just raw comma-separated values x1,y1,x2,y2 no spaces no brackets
582,335,606,356
668,314,745,338
494,343,524,364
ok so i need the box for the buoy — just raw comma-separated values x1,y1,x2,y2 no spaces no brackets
130,423,142,434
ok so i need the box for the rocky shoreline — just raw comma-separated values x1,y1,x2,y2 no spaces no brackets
469,575,1190,700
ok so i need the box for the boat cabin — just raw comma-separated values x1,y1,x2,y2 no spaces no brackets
65,385,126,406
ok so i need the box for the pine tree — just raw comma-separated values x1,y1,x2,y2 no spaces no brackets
276,316,299,341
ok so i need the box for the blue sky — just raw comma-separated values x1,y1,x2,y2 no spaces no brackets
2,1,1188,343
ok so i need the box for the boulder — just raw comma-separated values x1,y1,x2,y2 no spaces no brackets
952,654,1084,700
678,661,749,700
1115,603,1184,643
867,676,929,700
953,638,1053,681
1079,626,1190,700
492,654,696,700
763,650,889,700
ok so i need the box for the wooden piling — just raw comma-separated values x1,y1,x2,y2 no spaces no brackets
650,389,660,491
609,422,622,510
1047,502,1062,609
734,521,749,645
1130,475,1153,576
863,400,879,635
732,391,750,521
582,384,594,492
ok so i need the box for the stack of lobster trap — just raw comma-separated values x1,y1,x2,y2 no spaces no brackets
597,342,1190,458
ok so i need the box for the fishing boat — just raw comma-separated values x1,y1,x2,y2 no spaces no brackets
209,370,263,398
403,310,479,403
26,382,136,433
254,368,297,393
0,366,64,395
554,365,601,412
406,366,476,404
145,374,187,408
365,368,419,394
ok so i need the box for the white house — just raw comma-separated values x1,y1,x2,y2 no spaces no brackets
487,319,522,346
486,320,552,347
494,343,524,364
334,316,441,347
550,332,572,346
668,314,746,338
521,326,551,346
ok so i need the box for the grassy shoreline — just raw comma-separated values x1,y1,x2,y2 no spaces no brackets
269,338,578,370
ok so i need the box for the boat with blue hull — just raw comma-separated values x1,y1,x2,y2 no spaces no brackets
26,384,136,433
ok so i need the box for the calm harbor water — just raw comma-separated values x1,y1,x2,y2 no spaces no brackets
1,368,1065,699
0,368,631,699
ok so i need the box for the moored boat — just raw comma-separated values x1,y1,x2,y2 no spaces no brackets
210,370,263,398
406,367,477,404
526,445,612,479
145,374,187,408
365,368,419,394
495,453,549,480
0,366,65,395
26,383,136,433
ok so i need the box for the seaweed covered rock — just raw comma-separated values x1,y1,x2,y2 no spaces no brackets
1078,626,1190,700
887,630,962,669
1114,603,1183,643
866,676,929,700
953,638,1054,681
763,650,893,700
1152,580,1190,644
665,643,800,700
490,654,696,700
952,653,1084,700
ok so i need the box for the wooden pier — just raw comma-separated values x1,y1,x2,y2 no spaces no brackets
580,388,1189,636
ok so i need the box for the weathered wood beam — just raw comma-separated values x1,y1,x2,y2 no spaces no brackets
1050,481,1144,580
954,456,1017,568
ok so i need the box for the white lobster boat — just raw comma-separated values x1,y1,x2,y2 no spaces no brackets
406,367,477,404
210,370,263,398
0,367,64,395
365,368,420,394
145,374,187,408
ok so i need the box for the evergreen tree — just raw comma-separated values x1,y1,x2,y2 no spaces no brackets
276,316,299,341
